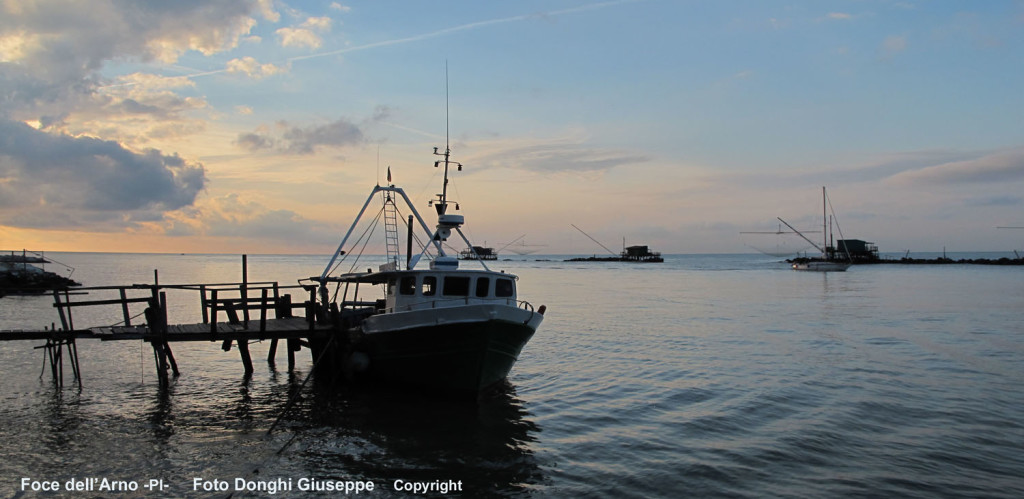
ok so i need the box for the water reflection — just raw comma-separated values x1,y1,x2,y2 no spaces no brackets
146,385,175,441
42,389,84,452
282,381,546,495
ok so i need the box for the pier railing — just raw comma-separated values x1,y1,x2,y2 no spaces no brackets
4,280,321,389
48,281,314,335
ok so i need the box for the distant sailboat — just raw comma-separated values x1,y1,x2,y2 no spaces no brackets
779,187,851,272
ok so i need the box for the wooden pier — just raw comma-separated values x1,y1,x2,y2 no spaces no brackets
0,256,354,389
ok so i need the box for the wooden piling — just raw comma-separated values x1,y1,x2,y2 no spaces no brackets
200,285,209,324
210,289,219,335
267,338,279,365
241,255,250,327
149,289,170,388
287,338,298,371
159,292,179,376
238,339,254,374
119,288,132,326
259,288,268,332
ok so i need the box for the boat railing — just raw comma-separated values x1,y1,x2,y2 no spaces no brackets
383,296,531,314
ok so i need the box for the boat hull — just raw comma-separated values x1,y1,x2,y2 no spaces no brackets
792,260,850,272
354,305,542,394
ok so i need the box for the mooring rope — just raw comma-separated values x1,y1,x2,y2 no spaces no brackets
265,334,336,439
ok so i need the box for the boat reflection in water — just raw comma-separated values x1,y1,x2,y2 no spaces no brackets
295,380,545,494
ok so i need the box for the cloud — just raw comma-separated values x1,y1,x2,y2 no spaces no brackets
886,148,1024,186
235,131,274,151
283,0,640,64
178,194,339,245
827,12,854,20
283,119,363,154
0,119,206,229
471,135,649,174
255,0,281,23
965,195,1021,207
234,118,365,155
1,1,262,142
880,35,907,58
276,17,334,49
236,108,389,154
226,56,288,79
0,1,262,76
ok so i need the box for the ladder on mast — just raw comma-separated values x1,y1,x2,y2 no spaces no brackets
383,192,401,269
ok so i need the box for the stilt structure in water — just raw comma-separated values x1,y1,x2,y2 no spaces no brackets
0,255,340,389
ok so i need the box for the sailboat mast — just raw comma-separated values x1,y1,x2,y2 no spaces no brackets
822,186,827,256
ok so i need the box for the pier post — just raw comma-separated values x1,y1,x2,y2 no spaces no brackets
67,338,82,388
53,290,69,332
259,288,268,332
159,292,179,376
144,290,180,386
268,339,279,365
210,289,219,335
241,255,250,328
238,339,254,374
287,338,298,372
119,288,132,326
200,285,209,324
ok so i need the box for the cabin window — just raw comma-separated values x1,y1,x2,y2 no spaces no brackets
443,276,471,296
475,277,490,297
422,276,437,296
495,278,514,297
399,276,416,295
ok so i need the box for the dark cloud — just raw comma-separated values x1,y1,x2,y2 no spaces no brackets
283,119,365,154
235,132,274,151
0,1,261,231
235,117,373,155
0,119,206,228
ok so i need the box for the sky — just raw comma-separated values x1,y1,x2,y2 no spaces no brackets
2,0,1024,256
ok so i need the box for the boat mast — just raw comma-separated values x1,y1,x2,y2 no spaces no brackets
822,186,827,259
431,63,461,217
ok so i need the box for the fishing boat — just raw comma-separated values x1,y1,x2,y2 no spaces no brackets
779,187,851,272
307,138,545,395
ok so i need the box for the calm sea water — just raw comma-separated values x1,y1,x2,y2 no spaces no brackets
1,252,1023,498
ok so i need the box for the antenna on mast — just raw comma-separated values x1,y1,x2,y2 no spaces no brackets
429,61,462,216
445,60,450,153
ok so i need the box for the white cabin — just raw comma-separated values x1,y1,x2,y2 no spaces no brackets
382,270,518,313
